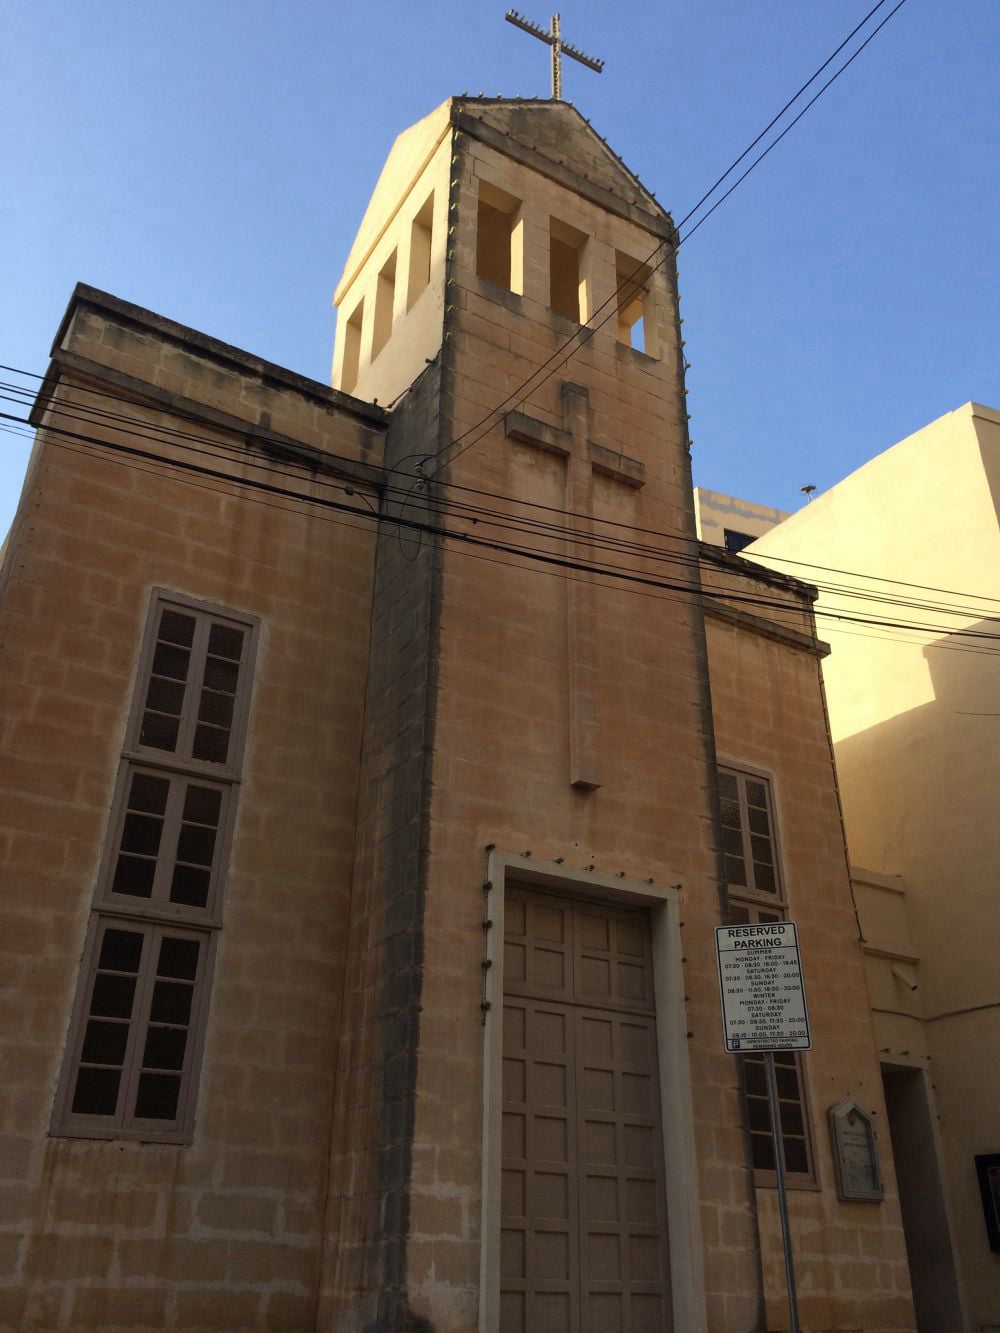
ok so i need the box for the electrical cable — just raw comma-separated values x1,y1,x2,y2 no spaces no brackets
10,378,1000,632
8,407,1000,654
6,374,998,634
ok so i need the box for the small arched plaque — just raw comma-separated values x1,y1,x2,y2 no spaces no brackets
829,1098,884,1202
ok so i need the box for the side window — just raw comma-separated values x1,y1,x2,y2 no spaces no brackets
721,768,816,1185
54,593,257,1142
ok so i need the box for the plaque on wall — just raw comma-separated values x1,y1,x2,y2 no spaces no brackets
829,1098,884,1202
974,1153,1000,1252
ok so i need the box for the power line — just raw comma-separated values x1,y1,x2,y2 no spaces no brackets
3,378,994,637
10,374,1000,631
9,406,1000,655
37,422,990,666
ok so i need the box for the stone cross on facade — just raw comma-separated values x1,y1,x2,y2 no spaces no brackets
504,10,605,101
505,383,645,791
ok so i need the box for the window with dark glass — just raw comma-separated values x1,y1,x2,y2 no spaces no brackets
719,768,780,896
722,769,815,1184
134,605,248,770
723,528,756,555
67,921,206,1131
54,593,255,1141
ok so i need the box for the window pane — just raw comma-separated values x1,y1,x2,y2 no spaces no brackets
776,1065,800,1098
720,797,741,826
90,973,137,1019
747,1096,770,1133
151,641,190,682
139,711,181,752
72,1066,121,1116
750,834,773,866
783,1138,809,1174
80,1019,130,1065
197,689,235,729
748,805,771,836
203,656,239,694
169,865,211,909
722,827,744,857
121,812,163,858
753,862,777,894
99,928,143,972
724,853,747,886
158,936,200,980
191,724,229,765
112,854,156,898
127,773,169,815
729,904,751,926
183,785,222,826
780,1100,804,1137
134,1072,181,1120
718,771,738,799
149,980,193,1026
208,624,244,661
145,676,185,717
746,780,767,808
158,610,196,647
743,1058,766,1096
751,1133,774,1171
142,1025,188,1071
176,824,216,867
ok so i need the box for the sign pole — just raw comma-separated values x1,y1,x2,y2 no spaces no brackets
716,922,811,1333
764,1050,801,1333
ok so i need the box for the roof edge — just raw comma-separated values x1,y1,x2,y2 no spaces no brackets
52,284,389,428
453,98,674,239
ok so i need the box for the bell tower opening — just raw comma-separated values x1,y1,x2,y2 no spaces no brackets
549,217,587,324
615,250,654,356
476,181,523,293
407,193,434,310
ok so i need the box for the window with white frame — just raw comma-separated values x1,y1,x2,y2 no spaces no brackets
53,593,257,1142
719,766,815,1183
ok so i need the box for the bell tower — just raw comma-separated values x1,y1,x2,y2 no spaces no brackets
325,99,727,1332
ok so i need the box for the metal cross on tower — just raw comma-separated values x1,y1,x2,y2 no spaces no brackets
504,10,604,100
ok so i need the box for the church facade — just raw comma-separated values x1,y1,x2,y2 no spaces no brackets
1,99,917,1330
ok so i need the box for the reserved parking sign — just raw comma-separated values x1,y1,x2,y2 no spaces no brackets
716,921,812,1052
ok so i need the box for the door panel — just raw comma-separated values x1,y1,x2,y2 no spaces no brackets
501,886,672,1331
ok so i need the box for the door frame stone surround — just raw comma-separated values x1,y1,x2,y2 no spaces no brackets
480,851,708,1332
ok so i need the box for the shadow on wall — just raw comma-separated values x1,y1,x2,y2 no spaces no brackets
831,618,1000,882
833,618,1000,1333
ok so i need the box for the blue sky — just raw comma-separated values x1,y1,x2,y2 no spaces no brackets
2,0,997,533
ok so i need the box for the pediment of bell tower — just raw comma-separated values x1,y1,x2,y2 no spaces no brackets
452,97,671,234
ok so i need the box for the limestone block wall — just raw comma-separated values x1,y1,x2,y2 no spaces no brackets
706,618,916,1332
0,298,383,1330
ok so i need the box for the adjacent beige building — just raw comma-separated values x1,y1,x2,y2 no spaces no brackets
0,97,917,1330
694,487,792,554
749,402,1000,1333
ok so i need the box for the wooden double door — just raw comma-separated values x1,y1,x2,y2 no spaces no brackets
500,885,672,1332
